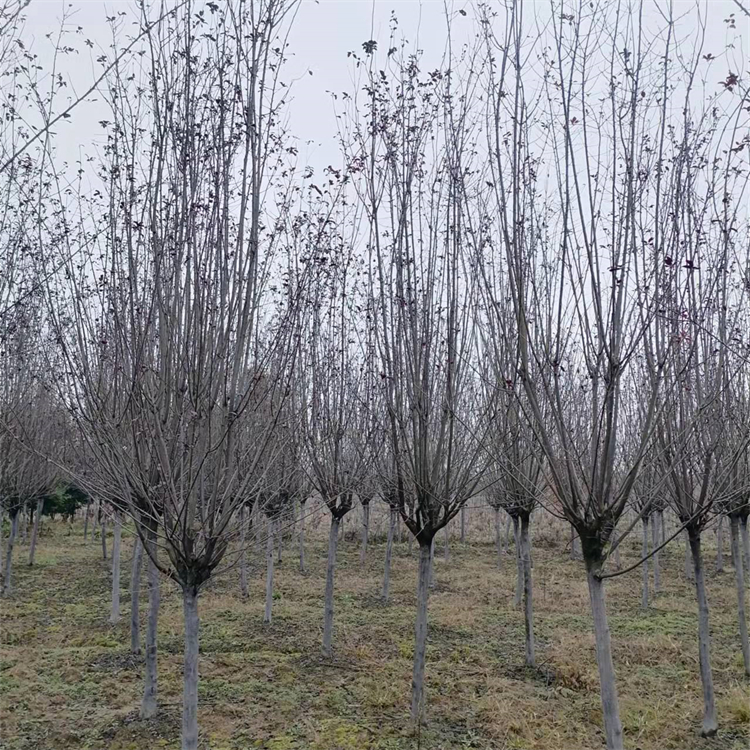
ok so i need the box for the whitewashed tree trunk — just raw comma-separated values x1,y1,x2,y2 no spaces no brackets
322,516,341,655
28,497,43,566
586,567,624,750
130,536,143,654
641,517,650,610
360,502,370,565
688,531,718,737
520,515,535,667
651,513,660,592
494,506,502,569
181,586,200,750
382,507,396,601
299,500,307,574
730,517,750,677
410,542,432,724
742,516,750,580
513,516,522,607
2,511,19,596
264,515,275,624
110,513,122,624
716,516,724,573
460,505,466,543
141,530,159,719
20,509,27,543
239,505,248,599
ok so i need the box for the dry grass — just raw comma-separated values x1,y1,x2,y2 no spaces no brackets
0,515,748,750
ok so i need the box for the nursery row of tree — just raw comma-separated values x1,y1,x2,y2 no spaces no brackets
1,1,749,749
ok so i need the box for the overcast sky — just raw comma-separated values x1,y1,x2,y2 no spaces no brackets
17,0,749,176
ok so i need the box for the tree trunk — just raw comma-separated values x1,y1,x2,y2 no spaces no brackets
716,516,724,573
83,500,91,543
130,536,143,653
494,506,502,569
28,497,43,566
641,516,649,610
360,502,370,565
586,565,624,750
2,511,19,596
0,508,5,577
684,530,694,580
276,512,283,564
264,515,274,624
730,517,750,677
299,500,306,574
742,516,750,581
659,509,666,546
570,524,581,561
651,512,660,593
181,586,200,750
407,531,413,556
110,513,122,624
504,513,512,551
460,505,466,543
428,537,435,589
513,516,522,607
254,502,262,546
20,509,27,543
520,515,535,667
688,530,718,737
322,515,341,656
101,516,108,561
443,523,449,562
239,505,248,599
410,542,432,725
382,506,396,602
141,529,159,719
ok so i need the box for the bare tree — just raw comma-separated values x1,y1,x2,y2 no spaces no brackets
298,192,375,654
345,35,493,722
130,534,143,654
43,2,303,747
476,2,730,746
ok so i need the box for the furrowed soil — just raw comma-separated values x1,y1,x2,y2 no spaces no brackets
1,512,748,750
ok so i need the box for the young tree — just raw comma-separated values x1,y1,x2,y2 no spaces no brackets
130,534,143,654
655,80,750,735
298,193,375,654
477,2,727,746
346,35,493,721
44,2,303,746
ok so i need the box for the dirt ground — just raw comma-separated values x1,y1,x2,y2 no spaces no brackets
1,512,748,750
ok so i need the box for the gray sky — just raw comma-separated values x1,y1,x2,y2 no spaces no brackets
19,0,463,174
17,0,748,176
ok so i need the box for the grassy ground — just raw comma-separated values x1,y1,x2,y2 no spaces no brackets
0,515,748,750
